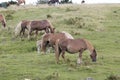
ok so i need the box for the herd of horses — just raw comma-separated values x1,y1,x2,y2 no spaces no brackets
0,0,60,8
0,12,97,64
0,0,25,8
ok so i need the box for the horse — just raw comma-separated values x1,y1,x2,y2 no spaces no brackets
48,0,59,5
14,19,55,39
41,31,74,54
37,31,73,54
8,0,18,5
27,20,55,39
17,0,25,6
0,14,6,28
55,38,97,64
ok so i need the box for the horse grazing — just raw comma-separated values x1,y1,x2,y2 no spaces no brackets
36,31,74,53
41,31,74,54
17,0,25,6
0,14,6,28
55,38,97,64
27,20,55,39
15,20,55,39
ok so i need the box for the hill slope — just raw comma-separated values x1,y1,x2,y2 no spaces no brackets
0,4,120,80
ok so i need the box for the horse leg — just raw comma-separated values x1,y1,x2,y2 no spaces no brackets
45,27,49,33
77,49,84,64
55,40,61,64
28,30,32,40
20,28,24,38
35,30,38,39
61,50,66,63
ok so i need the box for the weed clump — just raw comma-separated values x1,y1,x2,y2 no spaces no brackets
105,74,120,80
65,17,85,28
45,72,60,80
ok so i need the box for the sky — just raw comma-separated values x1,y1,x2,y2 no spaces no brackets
0,0,120,4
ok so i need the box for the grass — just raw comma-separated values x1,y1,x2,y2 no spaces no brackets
0,4,120,80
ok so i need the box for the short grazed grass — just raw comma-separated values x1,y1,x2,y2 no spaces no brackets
0,4,120,80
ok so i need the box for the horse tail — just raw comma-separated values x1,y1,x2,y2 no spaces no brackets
83,39,96,54
47,20,54,33
61,31,74,39
14,21,22,37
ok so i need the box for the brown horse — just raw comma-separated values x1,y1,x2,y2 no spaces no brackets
17,0,25,6
27,20,55,39
55,38,97,64
0,14,6,28
41,31,74,54
15,20,55,39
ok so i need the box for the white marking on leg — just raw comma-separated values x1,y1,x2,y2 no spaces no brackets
77,58,82,64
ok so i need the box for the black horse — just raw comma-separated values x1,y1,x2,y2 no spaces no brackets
48,0,59,5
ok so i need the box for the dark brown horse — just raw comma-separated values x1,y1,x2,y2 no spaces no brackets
17,0,25,6
0,14,6,28
55,38,97,64
15,20,55,39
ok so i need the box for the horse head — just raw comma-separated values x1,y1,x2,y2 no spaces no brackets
1,20,6,27
90,49,97,62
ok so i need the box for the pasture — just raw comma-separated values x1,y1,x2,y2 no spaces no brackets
0,4,120,80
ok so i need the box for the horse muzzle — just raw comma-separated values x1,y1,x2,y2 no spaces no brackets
92,59,96,62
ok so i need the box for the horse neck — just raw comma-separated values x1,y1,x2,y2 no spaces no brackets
49,26,54,33
1,21,6,27
83,39,95,55
1,15,6,27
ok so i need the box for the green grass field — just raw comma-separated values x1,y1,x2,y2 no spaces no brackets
0,4,120,80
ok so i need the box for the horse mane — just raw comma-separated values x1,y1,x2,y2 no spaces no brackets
83,39,95,54
46,20,55,33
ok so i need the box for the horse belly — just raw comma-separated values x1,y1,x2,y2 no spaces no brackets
67,45,79,53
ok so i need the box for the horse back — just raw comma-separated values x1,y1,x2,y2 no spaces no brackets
30,20,50,30
59,39,88,52
42,33,67,45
